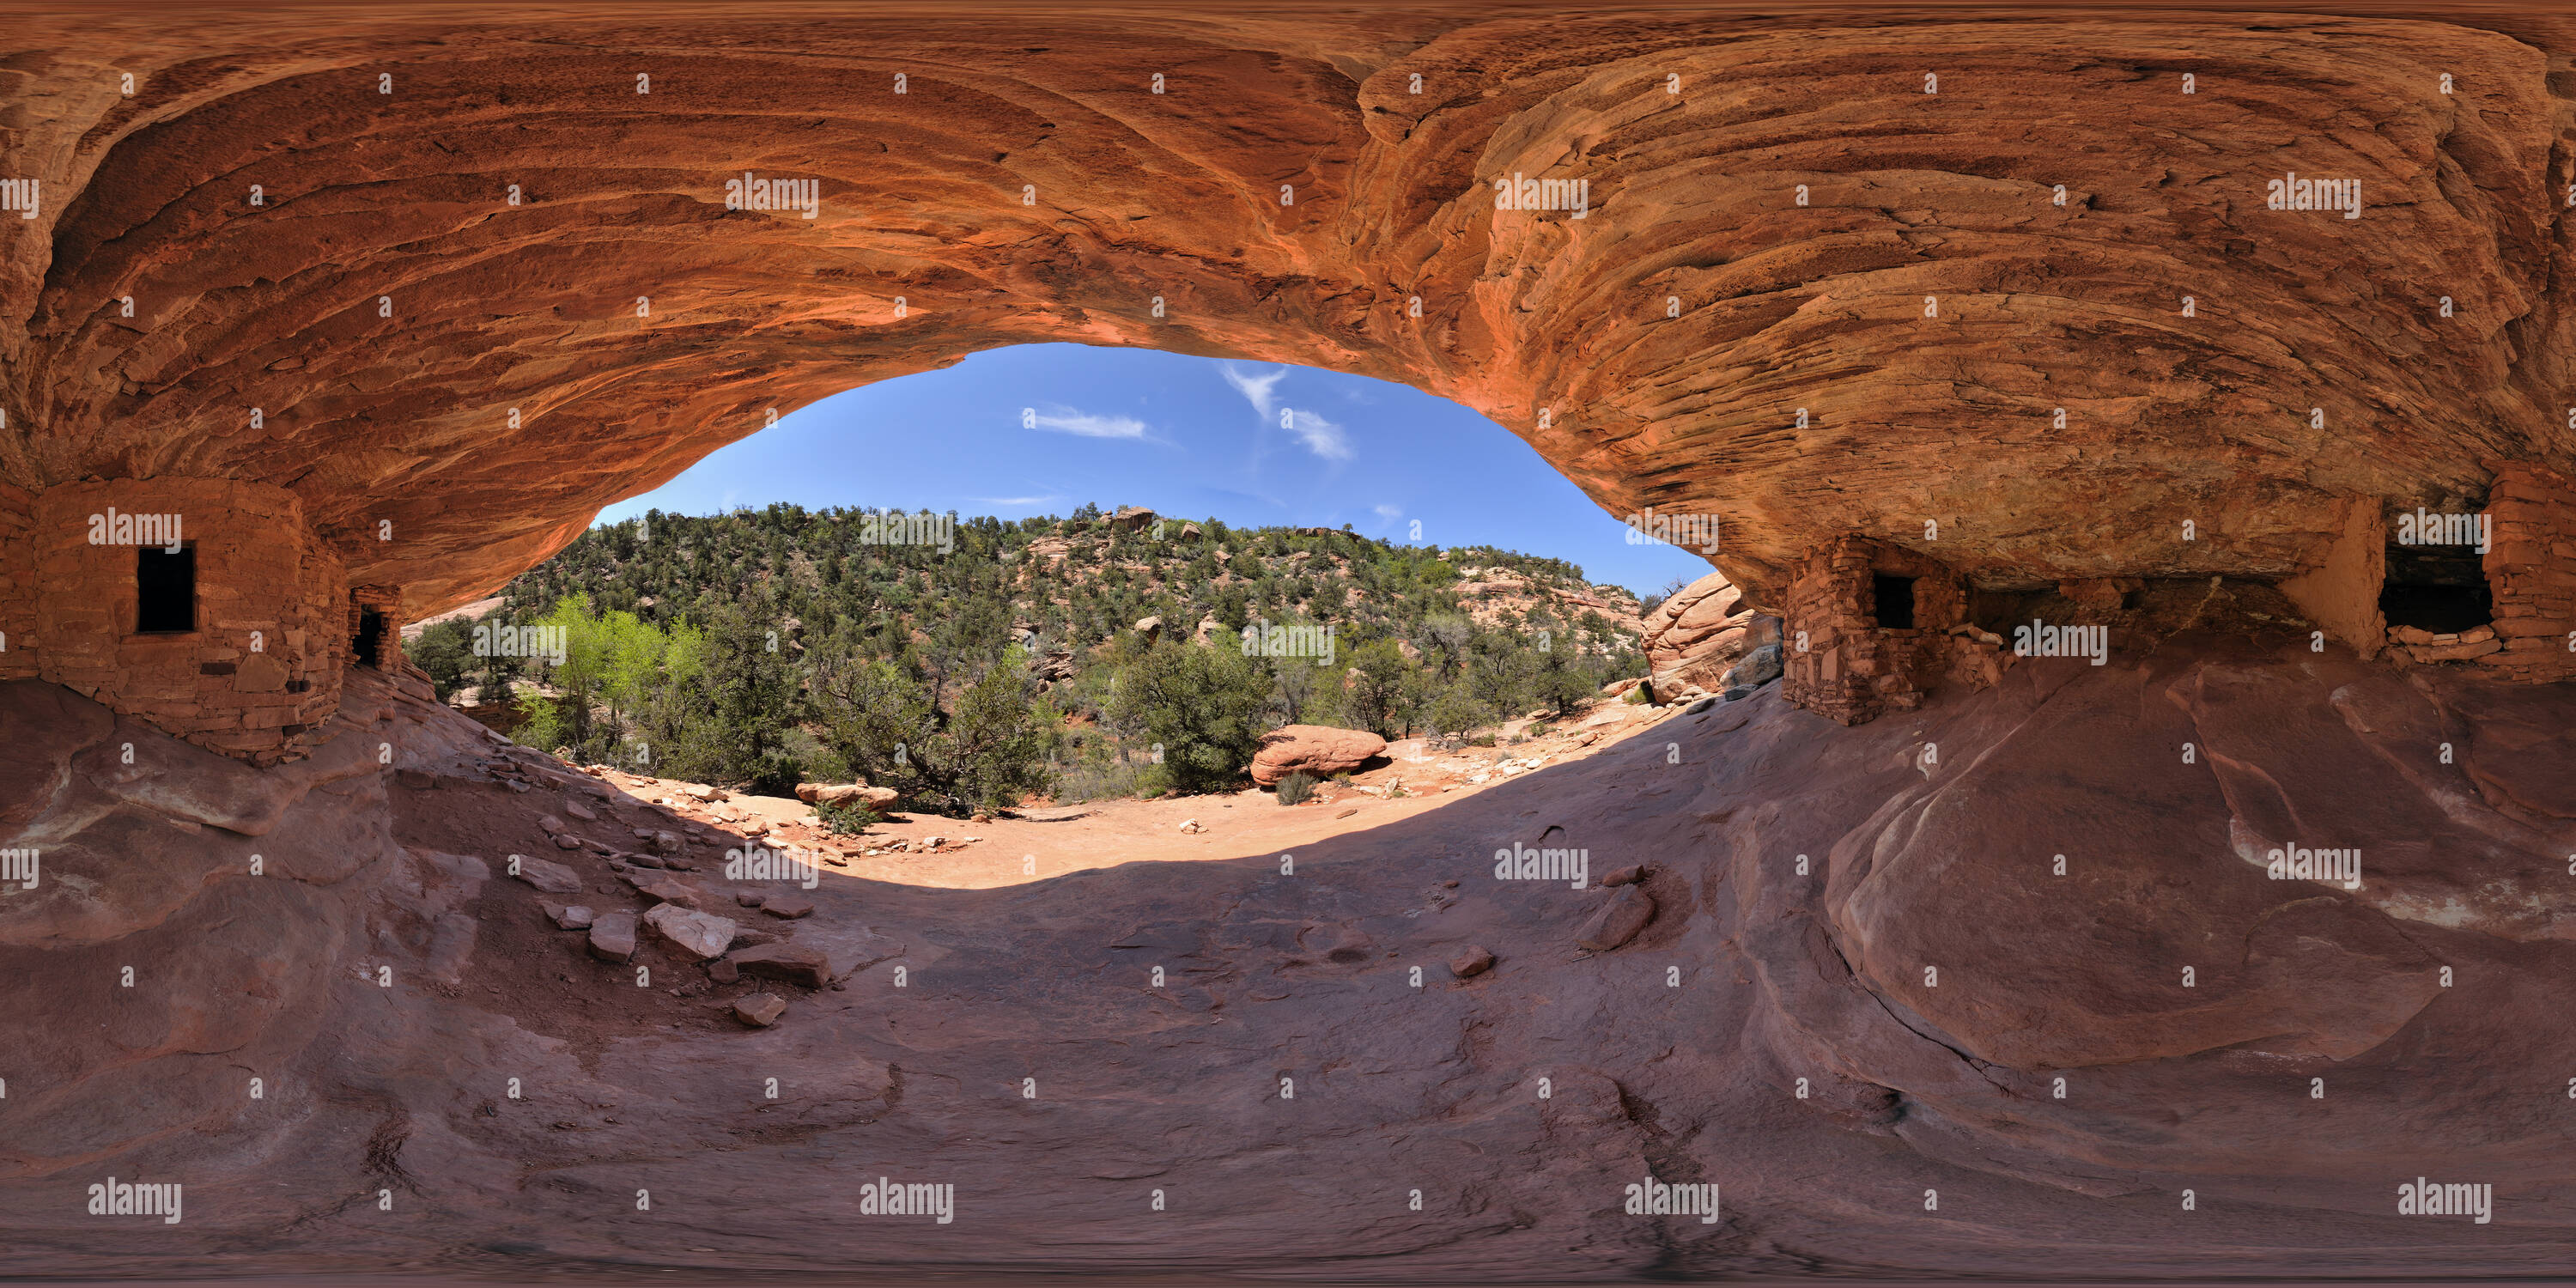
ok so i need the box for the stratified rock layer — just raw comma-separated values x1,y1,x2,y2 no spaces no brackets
3,6,2573,617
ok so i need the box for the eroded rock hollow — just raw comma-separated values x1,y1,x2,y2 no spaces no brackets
3,3,2575,1279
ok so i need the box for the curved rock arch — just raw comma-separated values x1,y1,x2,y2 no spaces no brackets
9,8,2568,622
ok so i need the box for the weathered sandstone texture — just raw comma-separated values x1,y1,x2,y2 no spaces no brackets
1,8,2574,1275
0,615,2572,1277
2,4,2573,747
1640,571,1779,700
1249,723,1388,787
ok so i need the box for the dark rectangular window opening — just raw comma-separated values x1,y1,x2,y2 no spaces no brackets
1870,574,1918,630
2381,544,2491,634
354,608,386,669
135,544,196,635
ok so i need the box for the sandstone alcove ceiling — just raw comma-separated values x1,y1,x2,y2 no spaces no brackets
5,4,2572,619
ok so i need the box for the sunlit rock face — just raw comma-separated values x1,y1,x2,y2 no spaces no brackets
4,6,2571,618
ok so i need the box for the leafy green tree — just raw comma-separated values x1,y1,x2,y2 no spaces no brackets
1268,656,1319,726
513,688,568,755
1109,640,1273,794
1423,682,1492,738
1416,615,1474,678
409,618,474,701
1342,639,1419,738
1528,635,1595,719
812,647,1054,816
1464,642,1535,719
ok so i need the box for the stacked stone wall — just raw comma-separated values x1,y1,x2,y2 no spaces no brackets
1780,536,1996,725
2475,462,2576,683
27,478,349,764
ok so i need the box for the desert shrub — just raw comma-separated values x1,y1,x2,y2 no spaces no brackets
814,800,878,835
1422,682,1491,738
513,690,568,756
1274,771,1318,805
812,647,1053,817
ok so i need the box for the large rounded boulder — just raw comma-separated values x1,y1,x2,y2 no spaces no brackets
1249,725,1387,787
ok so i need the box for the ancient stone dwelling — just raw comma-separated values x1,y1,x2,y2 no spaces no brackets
0,477,409,765
1775,463,2576,727
1777,535,2001,726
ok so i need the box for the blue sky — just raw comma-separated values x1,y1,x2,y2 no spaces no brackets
597,343,1715,595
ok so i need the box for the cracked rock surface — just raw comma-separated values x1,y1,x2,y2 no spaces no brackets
1,617,2572,1275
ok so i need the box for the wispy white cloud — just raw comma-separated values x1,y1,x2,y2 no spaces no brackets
1222,363,1353,461
1373,503,1402,519
972,495,1062,508
1219,362,1288,421
1285,408,1353,461
1029,405,1148,439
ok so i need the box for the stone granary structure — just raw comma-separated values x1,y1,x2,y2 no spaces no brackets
3,4,2576,1282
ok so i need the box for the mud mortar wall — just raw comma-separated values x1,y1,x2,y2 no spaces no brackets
26,479,348,764
1779,536,1982,726
2481,461,2576,683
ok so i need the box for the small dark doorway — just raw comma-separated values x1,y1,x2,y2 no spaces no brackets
1871,574,1918,630
353,608,386,668
2381,544,2491,634
135,544,196,634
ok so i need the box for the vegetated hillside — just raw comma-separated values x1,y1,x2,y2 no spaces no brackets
407,503,1653,813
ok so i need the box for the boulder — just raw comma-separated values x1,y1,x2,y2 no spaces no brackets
587,912,638,963
511,854,583,895
761,894,816,920
1449,945,1496,978
1110,505,1157,533
1723,642,1783,690
811,783,900,811
633,876,700,908
554,904,596,930
1133,615,1163,642
1641,571,1780,697
641,904,738,961
1249,725,1388,787
732,993,787,1027
1576,886,1656,952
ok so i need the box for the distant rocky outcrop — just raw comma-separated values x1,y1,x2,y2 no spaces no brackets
1638,571,1780,702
